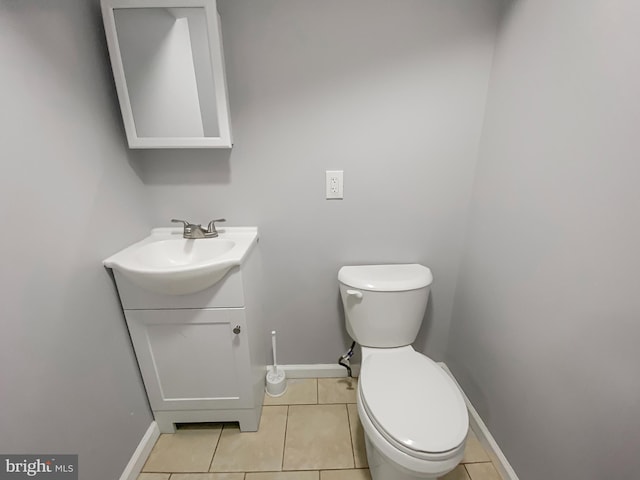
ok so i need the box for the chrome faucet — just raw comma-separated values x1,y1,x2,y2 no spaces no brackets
171,218,226,239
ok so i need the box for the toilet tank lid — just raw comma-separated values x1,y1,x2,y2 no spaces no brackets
338,264,433,291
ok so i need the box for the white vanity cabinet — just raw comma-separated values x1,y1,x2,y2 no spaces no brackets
112,238,266,433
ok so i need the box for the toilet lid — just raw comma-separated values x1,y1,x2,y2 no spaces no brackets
360,350,468,455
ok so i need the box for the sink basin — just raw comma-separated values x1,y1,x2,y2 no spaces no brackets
135,239,236,268
104,227,258,295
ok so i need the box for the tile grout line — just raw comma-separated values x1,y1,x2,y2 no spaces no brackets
281,404,290,472
464,457,505,480
464,463,473,479
344,402,357,469
207,424,221,473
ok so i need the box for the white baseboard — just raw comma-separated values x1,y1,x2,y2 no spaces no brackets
269,363,361,378
439,363,519,480
119,421,160,480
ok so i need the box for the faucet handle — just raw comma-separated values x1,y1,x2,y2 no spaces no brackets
171,219,190,227
207,218,226,236
171,219,195,238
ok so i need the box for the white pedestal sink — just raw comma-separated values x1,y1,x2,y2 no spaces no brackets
103,227,258,295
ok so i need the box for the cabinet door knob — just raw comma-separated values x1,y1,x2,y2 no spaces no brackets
233,325,241,334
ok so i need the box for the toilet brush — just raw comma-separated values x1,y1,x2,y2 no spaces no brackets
265,330,287,397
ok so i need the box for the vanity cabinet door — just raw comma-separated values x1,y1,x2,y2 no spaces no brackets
125,308,253,411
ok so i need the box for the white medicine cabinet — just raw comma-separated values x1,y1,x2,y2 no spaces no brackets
101,0,232,148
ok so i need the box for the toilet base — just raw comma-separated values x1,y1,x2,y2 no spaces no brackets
366,436,440,480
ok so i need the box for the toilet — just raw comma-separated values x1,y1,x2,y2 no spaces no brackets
338,264,469,480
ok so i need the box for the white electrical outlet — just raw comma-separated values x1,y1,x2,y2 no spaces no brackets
326,170,343,199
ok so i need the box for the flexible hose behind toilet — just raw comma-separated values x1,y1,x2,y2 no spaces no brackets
339,341,356,377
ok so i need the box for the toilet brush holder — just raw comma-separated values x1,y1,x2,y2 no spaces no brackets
266,367,287,397
265,330,287,397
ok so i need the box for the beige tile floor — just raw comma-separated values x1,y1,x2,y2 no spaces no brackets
139,378,503,480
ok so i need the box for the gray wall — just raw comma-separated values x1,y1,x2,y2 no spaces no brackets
133,0,503,363
447,1,640,479
0,1,153,478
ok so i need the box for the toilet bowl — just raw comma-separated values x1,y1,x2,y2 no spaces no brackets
338,264,469,480
357,346,468,479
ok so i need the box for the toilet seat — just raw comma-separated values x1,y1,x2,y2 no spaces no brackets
359,349,468,460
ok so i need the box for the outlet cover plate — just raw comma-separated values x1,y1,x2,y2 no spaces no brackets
326,170,343,199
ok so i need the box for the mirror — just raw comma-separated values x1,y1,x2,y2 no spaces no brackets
101,0,232,148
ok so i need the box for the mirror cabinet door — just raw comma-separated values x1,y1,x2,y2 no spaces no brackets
101,0,232,148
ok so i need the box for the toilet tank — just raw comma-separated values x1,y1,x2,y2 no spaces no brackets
338,264,433,348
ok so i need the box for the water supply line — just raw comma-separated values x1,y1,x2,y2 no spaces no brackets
339,341,356,377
